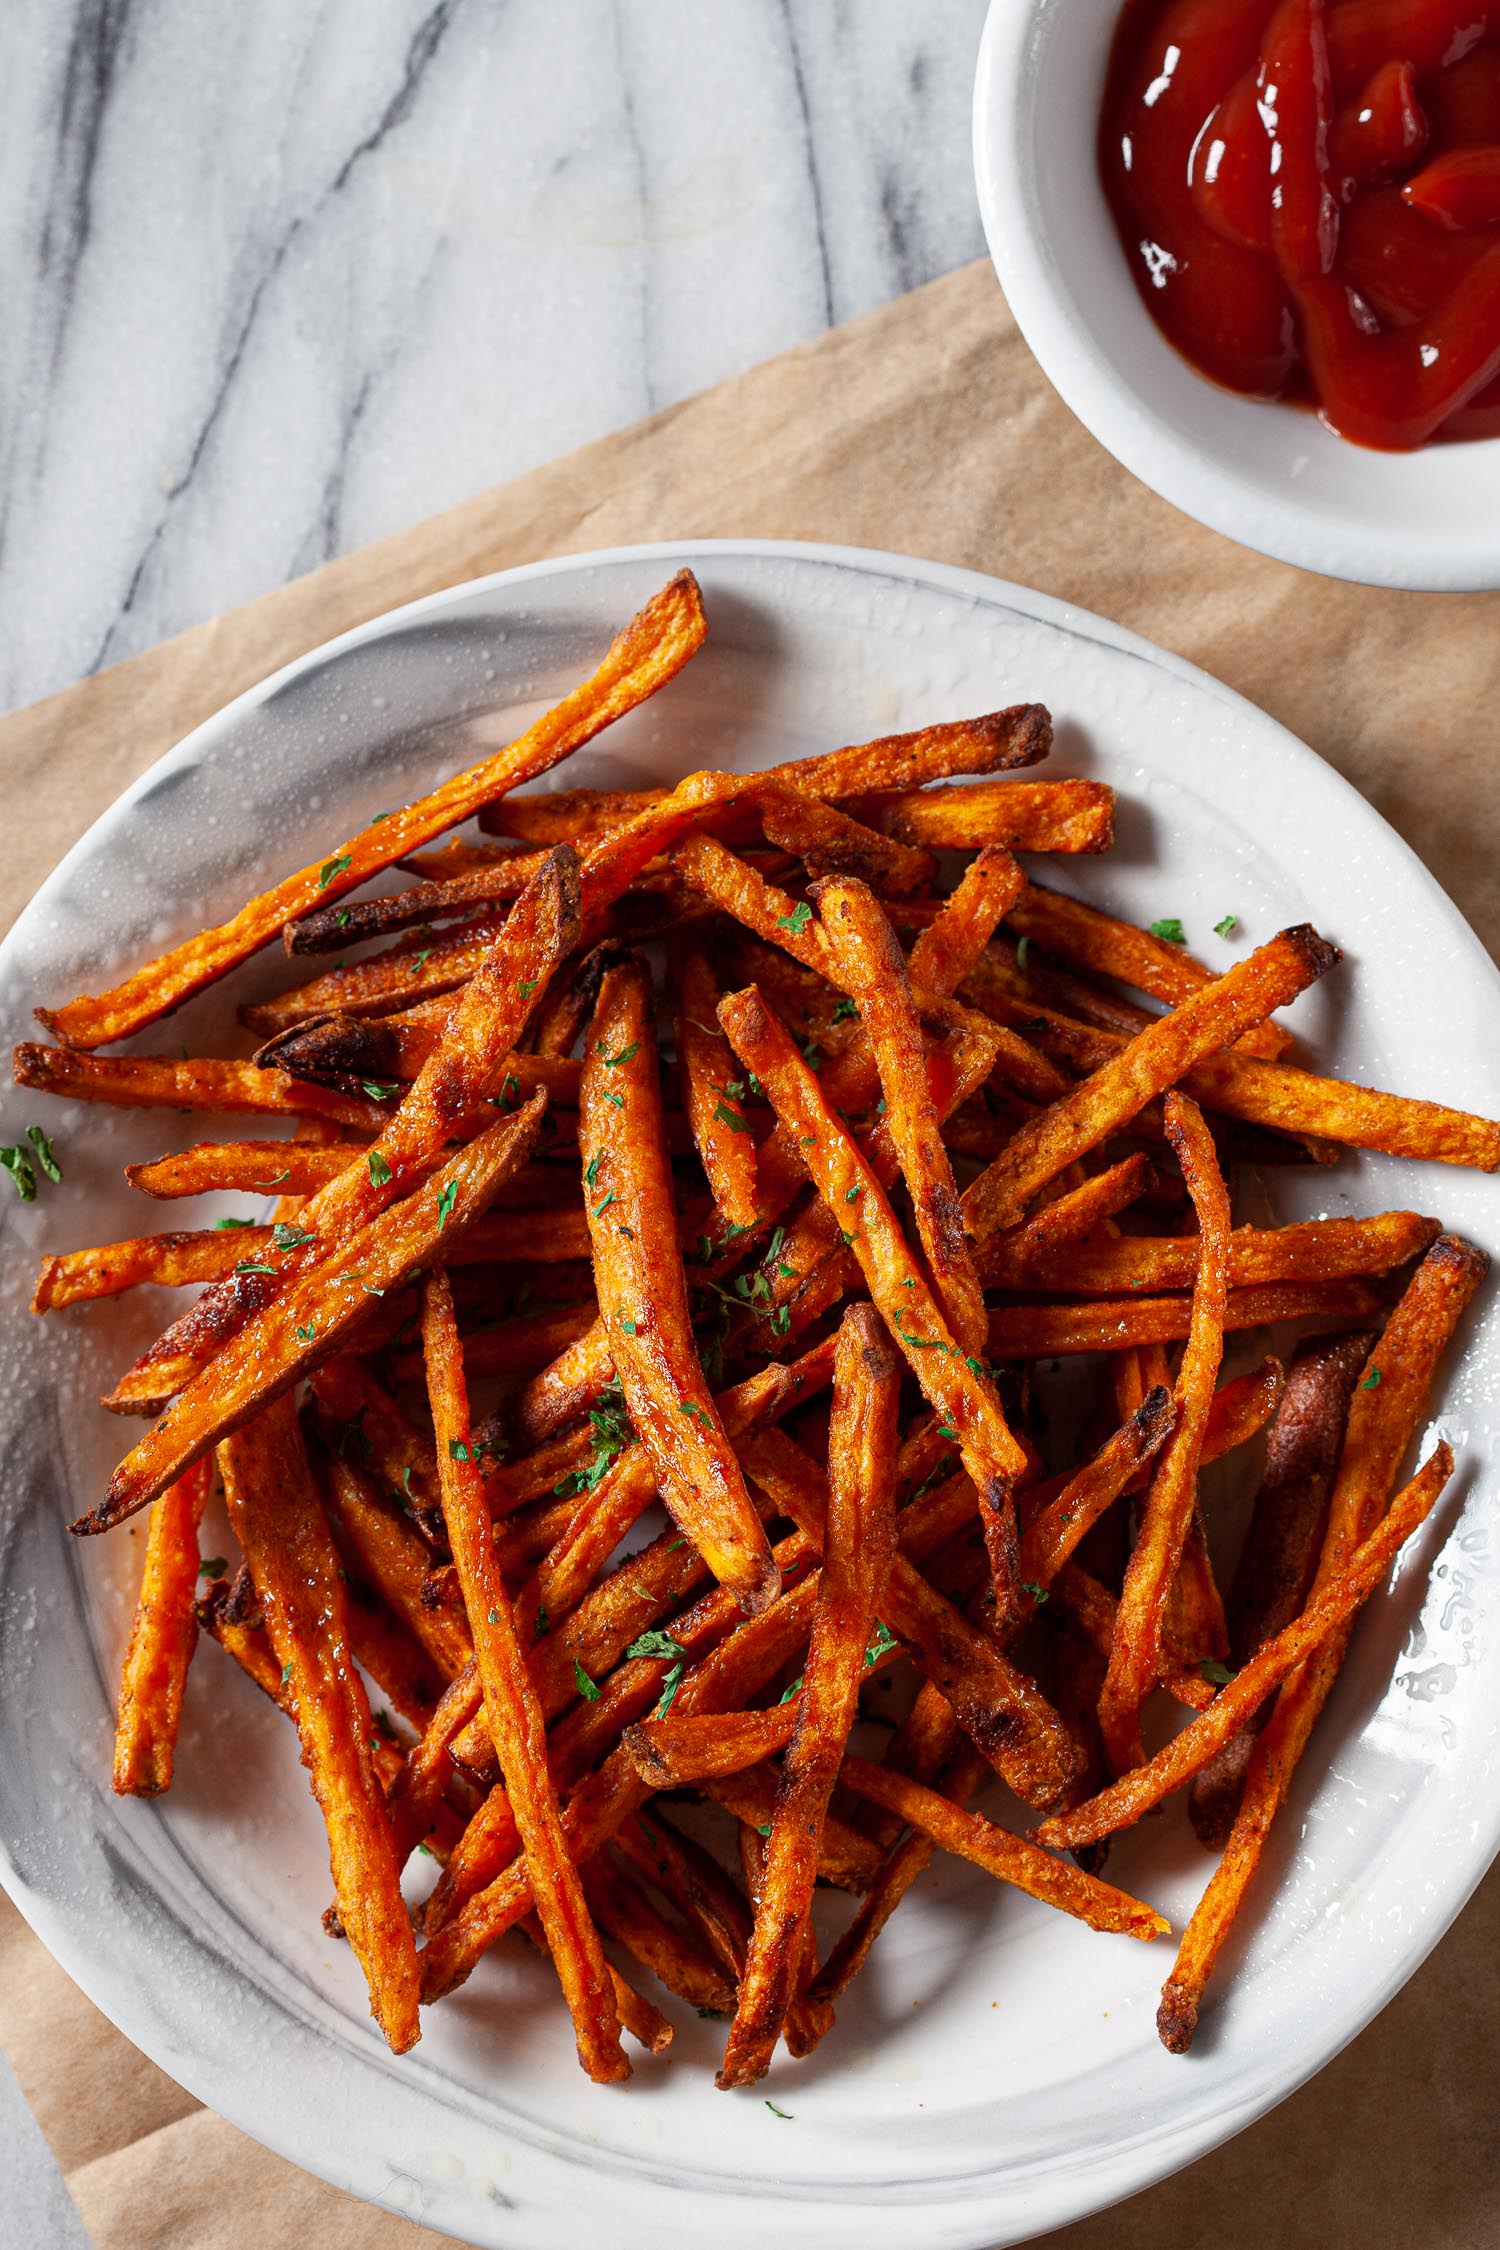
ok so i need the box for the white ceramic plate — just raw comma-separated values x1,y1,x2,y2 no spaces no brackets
0,542,1496,2249
972,0,1500,591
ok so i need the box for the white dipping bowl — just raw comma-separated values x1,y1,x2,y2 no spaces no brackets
972,0,1500,591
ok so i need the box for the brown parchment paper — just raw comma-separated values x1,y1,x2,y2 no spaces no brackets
1,257,1497,2250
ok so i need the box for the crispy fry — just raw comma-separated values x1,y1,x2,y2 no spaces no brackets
83,1095,547,1531
982,1278,1385,1359
124,1139,361,1200
581,957,777,1613
42,572,705,1050
850,777,1116,855
960,926,1339,1240
219,1398,419,2051
13,1045,384,1131
316,1446,471,1678
1006,883,1291,1060
672,948,759,1231
719,984,1030,1608
839,1758,1168,1940
980,1152,1157,1274
1042,1441,1454,1851
741,1427,1080,1810
906,847,1024,998
814,877,987,1357
752,783,936,895
1189,1330,1373,1848
1016,1389,1176,1590
1181,1046,1500,1171
719,1307,899,2086
1099,1096,1230,1772
243,912,513,1034
287,854,559,954
422,1269,626,2083
581,1851,736,2015
980,1209,1438,1295
1156,1234,1488,2050
111,1459,212,1795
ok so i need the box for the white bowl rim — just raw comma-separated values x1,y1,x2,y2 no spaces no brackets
3,535,1499,2248
971,0,1500,592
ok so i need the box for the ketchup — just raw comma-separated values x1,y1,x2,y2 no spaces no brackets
1100,0,1500,447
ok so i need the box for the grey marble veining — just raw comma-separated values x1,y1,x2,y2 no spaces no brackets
0,0,988,718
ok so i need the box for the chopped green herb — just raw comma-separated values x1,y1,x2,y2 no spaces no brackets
271,1221,316,1250
619,1311,638,1337
280,1662,293,1686
574,1658,601,1702
1362,1367,1382,1390
367,1150,392,1187
600,1087,624,1109
448,1438,472,1463
863,1620,899,1668
411,949,434,971
593,1190,617,1218
534,1604,550,1639
335,907,351,928
678,1401,711,1427
776,901,812,936
776,1674,803,1705
756,1823,772,1838
215,1215,255,1229
25,1126,61,1183
234,1260,277,1277
1150,917,1186,945
831,996,859,1025
769,1303,792,1337
696,2007,729,2021
765,2101,793,2120
585,1150,605,1190
598,1040,640,1069
318,853,352,888
844,1183,863,1203
361,1080,399,1101
197,1555,228,1579
1021,1580,1050,1605
0,1148,37,1201
487,1607,500,1626
436,1179,458,1230
624,1629,685,1667
372,1707,398,1742
1016,934,1032,972
295,1321,317,1344
518,978,539,999
1214,914,1238,939
936,1421,957,1440
655,1662,685,1717
1200,1658,1237,1687
713,1098,752,1135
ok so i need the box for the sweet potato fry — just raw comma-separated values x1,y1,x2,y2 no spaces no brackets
1099,1095,1230,1773
219,1397,420,2051
959,926,1339,1241
36,1227,277,1312
42,571,705,1050
316,1446,471,1679
581,956,777,1614
850,777,1116,855
672,948,759,1231
1155,1234,1489,2049
111,1459,212,1795
839,1758,1168,1940
718,1307,899,2086
752,783,936,895
814,877,987,1357
582,1851,736,2016
979,1152,1157,1275
1189,1330,1373,1848
718,984,1030,1604
124,1139,361,1200
741,1427,1080,1809
422,1269,626,2083
1006,883,1290,1060
1016,1388,1176,1590
82,1094,547,1531
1041,1440,1454,1852
13,1045,385,1131
286,854,558,954
982,1278,1385,1359
980,1209,1438,1295
243,913,515,1035
1181,1046,1500,1171
906,847,1024,998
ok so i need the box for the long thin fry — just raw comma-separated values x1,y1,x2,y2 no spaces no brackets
123,1140,361,1200
906,847,1024,998
581,957,777,1613
982,1278,1385,1359
422,1270,626,2083
1099,1095,1230,1773
980,1210,1439,1295
719,1306,899,2087
111,1459,212,1795
13,1046,384,1131
960,926,1339,1240
850,777,1115,854
815,876,987,1357
718,983,1030,1606
672,948,759,1230
1040,1442,1454,1850
41,571,705,1049
219,1397,419,2052
83,1095,547,1531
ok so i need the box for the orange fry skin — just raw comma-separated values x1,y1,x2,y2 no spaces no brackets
983,1278,1386,1359
718,1306,899,2088
906,846,1024,999
850,776,1115,855
814,876,987,1359
1099,1094,1231,1774
1041,1441,1454,1851
111,1459,213,1796
960,925,1339,1241
41,570,705,1050
581,957,777,1615
13,1046,384,1132
124,1140,360,1200
838,1757,1168,1941
718,983,1029,1592
422,1270,626,2084
672,948,759,1231
84,1095,547,1532
980,1210,1440,1295
219,1398,420,2053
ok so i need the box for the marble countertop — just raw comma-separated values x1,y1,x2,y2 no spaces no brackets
1,0,989,721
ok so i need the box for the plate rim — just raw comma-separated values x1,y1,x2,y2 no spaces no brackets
3,534,1498,2247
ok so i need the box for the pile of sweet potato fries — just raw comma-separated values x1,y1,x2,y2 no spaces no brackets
22,569,1493,2083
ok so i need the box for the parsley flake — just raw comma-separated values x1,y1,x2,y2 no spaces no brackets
593,1190,617,1218
216,1216,254,1229
367,1151,392,1187
765,2101,794,2120
599,1040,640,1069
776,901,812,936
1150,917,1186,944
831,996,859,1024
0,1148,36,1201
574,1659,601,1702
25,1126,61,1183
1200,1659,1237,1686
271,1221,315,1250
863,1621,899,1669
1362,1367,1382,1390
295,1321,317,1344
713,1098,752,1135
197,1555,228,1579
318,853,352,888
1214,914,1238,938
436,1179,458,1231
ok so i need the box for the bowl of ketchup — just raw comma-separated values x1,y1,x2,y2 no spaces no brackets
973,0,1500,587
